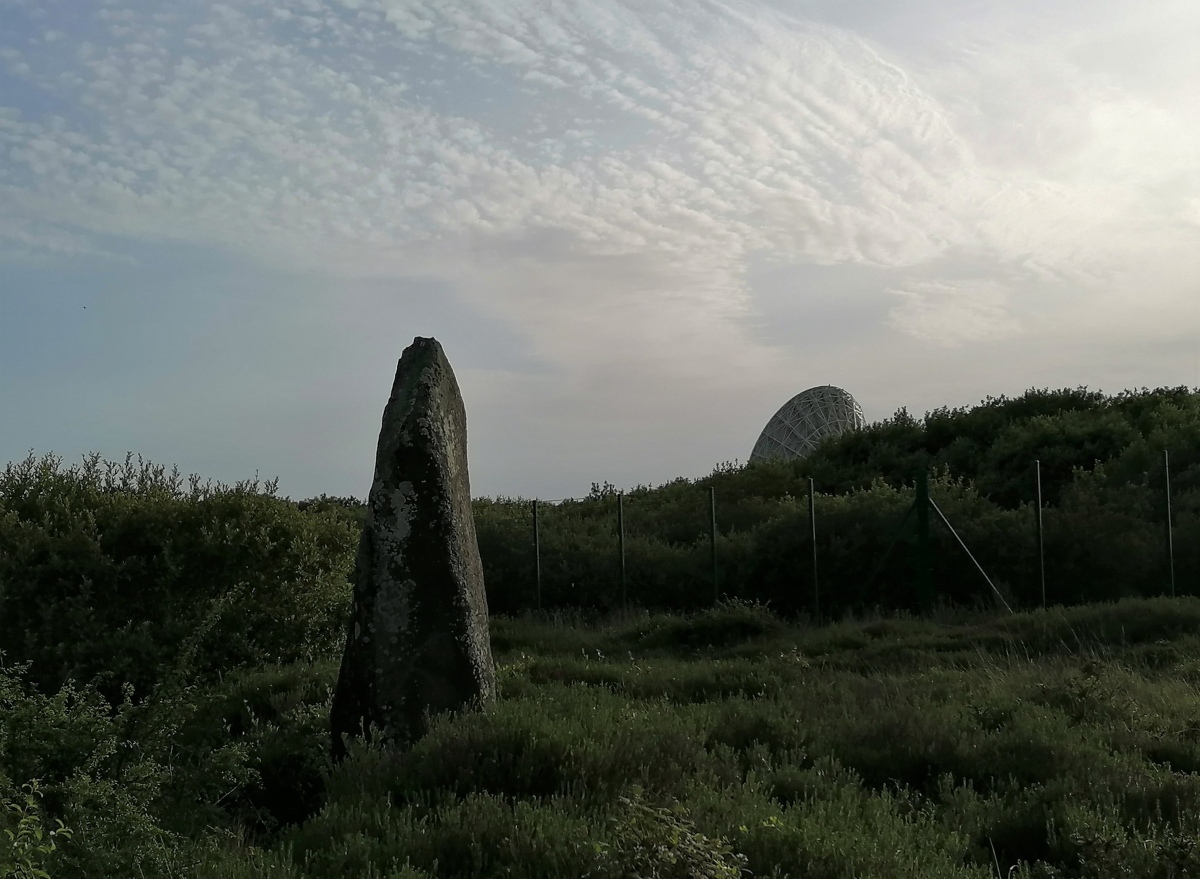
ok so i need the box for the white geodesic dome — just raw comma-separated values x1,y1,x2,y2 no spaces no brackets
749,385,866,462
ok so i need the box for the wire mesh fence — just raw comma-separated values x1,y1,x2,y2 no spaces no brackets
475,452,1185,619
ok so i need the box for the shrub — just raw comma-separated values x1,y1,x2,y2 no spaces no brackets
635,599,784,651
0,780,73,879
587,787,748,879
0,452,356,698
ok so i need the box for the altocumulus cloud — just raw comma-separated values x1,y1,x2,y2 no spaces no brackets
1,0,1198,497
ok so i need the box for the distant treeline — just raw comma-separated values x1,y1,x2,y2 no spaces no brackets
3,386,1199,698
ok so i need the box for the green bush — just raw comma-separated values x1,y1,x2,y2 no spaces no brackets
635,599,784,651
0,659,192,877
1,780,72,879
587,787,748,879
0,452,357,698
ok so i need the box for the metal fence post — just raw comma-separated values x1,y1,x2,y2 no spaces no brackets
1166,450,1176,598
618,491,627,611
710,486,718,604
915,470,933,613
809,477,819,620
532,499,542,611
1036,459,1046,609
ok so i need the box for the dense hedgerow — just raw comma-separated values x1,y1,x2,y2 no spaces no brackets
0,451,357,698
474,387,1200,616
9,386,1191,652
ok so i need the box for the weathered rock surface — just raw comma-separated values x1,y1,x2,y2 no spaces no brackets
331,337,496,760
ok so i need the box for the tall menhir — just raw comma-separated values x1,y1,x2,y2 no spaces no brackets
331,337,496,761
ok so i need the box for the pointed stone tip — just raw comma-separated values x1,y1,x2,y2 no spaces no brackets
400,336,447,367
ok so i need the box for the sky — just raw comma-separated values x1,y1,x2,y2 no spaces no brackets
2,0,1198,502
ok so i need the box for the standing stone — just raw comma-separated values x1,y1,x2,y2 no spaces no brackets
331,337,496,761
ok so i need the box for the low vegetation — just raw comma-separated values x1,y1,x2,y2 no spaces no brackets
5,385,1200,877
8,593,1200,878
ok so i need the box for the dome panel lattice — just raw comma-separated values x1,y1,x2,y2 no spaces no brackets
750,385,865,462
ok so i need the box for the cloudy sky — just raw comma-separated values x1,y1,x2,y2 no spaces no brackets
2,0,1198,501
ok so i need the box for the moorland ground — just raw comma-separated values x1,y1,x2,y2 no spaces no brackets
9,595,1200,879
